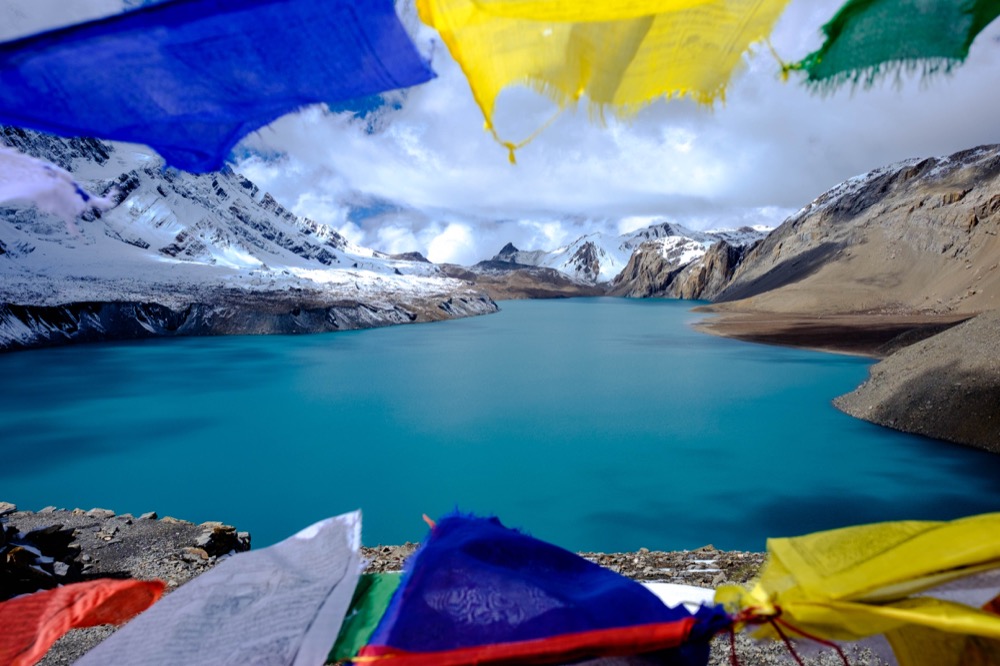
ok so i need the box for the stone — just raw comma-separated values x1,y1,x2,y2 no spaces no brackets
0,501,17,515
194,524,247,557
180,547,210,562
39,506,57,514
139,511,158,520
87,508,116,519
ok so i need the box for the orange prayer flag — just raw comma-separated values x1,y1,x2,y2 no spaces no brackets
0,578,165,666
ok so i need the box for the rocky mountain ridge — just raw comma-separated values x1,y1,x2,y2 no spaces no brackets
708,145,1000,315
0,127,497,351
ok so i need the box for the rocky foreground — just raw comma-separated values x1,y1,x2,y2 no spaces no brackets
3,504,889,666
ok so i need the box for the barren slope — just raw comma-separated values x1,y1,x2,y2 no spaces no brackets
835,310,1000,452
708,146,1000,316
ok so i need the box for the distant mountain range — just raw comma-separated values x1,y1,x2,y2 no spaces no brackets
482,223,770,286
0,127,496,351
449,222,769,300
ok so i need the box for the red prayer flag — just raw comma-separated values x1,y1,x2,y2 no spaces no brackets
0,578,165,666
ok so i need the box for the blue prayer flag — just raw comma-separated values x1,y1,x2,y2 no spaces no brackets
0,0,434,172
357,514,730,665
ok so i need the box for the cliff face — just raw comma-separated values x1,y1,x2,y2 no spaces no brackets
610,240,755,300
0,293,495,352
709,145,1000,316
671,242,755,300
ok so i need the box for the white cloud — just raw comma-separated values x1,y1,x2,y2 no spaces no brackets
426,222,476,264
233,0,1000,262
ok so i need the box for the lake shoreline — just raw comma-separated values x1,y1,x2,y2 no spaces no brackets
688,307,1000,455
689,309,971,359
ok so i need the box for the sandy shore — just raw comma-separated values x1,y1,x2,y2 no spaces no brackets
691,310,971,358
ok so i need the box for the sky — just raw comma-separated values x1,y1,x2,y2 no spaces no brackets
5,0,1000,264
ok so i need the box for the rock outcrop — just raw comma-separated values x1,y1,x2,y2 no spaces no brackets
610,239,755,300
670,241,757,301
834,310,1000,453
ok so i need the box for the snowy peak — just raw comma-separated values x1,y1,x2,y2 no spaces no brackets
497,241,519,256
620,221,711,250
492,241,550,269
1,127,499,350
0,126,491,311
566,241,603,282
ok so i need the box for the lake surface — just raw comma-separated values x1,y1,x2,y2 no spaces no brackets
2,298,999,552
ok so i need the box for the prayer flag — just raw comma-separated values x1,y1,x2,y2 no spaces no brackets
356,513,729,665
76,512,362,666
793,0,1000,87
416,0,791,160
716,512,1000,666
0,0,434,172
330,573,404,663
0,146,112,221
0,579,164,666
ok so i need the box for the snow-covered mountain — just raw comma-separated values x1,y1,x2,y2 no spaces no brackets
0,127,496,351
489,221,771,284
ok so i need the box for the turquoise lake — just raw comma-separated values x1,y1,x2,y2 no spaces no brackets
2,298,999,552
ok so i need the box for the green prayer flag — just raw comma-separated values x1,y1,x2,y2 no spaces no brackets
328,573,402,663
795,0,1000,88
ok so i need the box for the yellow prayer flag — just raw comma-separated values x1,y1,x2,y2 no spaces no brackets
417,0,791,159
716,513,1000,666
471,0,716,22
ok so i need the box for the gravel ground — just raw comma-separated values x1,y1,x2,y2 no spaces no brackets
5,505,249,666
6,506,890,665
